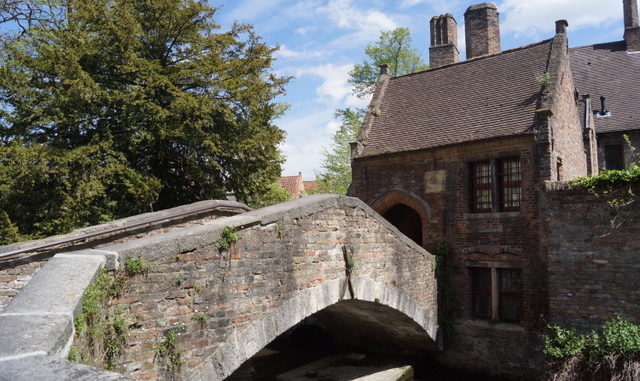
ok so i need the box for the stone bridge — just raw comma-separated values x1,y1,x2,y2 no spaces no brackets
0,195,438,381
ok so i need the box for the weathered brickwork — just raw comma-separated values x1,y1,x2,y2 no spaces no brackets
90,199,437,380
596,130,640,171
464,3,500,59
0,259,44,313
547,39,588,181
543,182,640,331
353,135,546,379
0,203,246,312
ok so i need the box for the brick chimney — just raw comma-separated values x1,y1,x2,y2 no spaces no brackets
464,2,501,59
429,14,459,68
624,0,640,51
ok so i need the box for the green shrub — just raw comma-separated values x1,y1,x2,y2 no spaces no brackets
545,318,640,365
545,325,586,359
124,256,149,276
602,317,640,359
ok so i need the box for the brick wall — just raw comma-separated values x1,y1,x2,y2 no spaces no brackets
547,45,588,181
597,130,640,171
352,135,546,379
543,182,640,331
84,196,437,380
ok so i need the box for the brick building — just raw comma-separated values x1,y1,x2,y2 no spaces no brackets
351,0,640,377
278,172,306,199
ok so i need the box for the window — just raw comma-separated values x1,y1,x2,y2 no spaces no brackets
470,267,522,323
471,161,493,212
604,145,624,170
499,158,521,211
470,157,521,212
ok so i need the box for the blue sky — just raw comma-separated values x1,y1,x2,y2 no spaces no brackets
214,0,627,180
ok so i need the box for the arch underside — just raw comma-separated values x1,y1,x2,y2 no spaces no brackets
187,277,439,381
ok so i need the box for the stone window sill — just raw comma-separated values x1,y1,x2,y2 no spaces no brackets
460,319,525,332
463,211,522,220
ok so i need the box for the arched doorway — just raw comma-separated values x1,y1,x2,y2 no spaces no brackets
370,190,430,247
383,204,423,246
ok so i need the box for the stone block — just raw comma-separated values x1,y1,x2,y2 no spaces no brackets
3,254,105,318
0,314,72,360
0,356,132,380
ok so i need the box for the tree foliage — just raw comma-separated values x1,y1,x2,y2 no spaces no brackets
247,182,291,209
0,0,288,242
315,108,364,195
316,27,426,194
348,27,428,98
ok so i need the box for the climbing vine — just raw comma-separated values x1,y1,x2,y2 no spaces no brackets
435,241,458,339
569,135,639,229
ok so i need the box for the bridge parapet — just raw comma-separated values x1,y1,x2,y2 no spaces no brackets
0,195,438,380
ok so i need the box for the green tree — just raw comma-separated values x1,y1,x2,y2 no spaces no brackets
316,108,364,195
348,27,428,98
0,0,288,241
247,182,291,209
316,27,426,194
0,210,21,244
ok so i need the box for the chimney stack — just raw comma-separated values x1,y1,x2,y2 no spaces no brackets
429,14,459,68
624,0,640,51
464,3,501,59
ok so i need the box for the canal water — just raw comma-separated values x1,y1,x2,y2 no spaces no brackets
227,325,510,381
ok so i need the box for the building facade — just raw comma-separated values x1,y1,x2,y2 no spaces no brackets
351,1,640,378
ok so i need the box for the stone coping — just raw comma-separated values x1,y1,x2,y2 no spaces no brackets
104,194,429,265
0,195,433,380
0,199,250,255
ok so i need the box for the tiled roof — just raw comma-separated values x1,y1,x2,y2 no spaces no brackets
570,41,640,134
360,40,553,157
278,174,304,198
303,181,317,193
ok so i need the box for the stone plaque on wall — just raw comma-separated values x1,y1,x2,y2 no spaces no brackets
424,170,446,193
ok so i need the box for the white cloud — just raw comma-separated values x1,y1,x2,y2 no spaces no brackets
275,45,328,59
325,120,341,134
457,23,466,59
285,63,353,105
400,0,465,12
499,0,622,37
316,0,397,47
295,25,317,36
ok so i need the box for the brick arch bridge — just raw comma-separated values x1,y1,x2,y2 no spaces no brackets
0,195,438,381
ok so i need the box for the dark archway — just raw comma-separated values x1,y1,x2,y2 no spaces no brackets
370,189,431,248
383,204,423,246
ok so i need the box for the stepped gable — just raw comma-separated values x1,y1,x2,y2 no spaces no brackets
360,39,553,157
570,41,640,134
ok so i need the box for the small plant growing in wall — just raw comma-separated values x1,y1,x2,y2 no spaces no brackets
536,72,550,87
193,312,208,328
371,108,381,117
154,329,183,375
104,307,128,370
73,269,129,370
124,256,149,276
218,226,239,252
